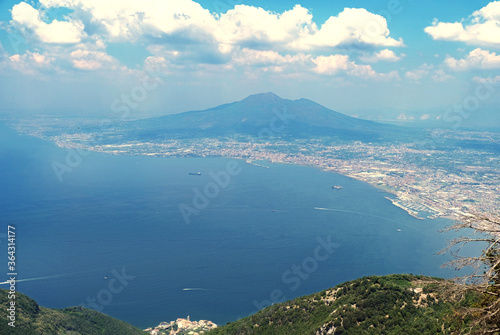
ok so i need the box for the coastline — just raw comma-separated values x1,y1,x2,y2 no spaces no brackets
384,197,424,220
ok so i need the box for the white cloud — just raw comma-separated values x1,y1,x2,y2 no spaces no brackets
473,1,500,20
228,48,313,75
359,49,402,62
2,46,123,74
11,2,85,44
405,63,433,81
405,63,453,82
70,49,120,70
313,54,372,76
33,0,217,43
144,55,170,73
29,1,402,51
431,69,454,82
217,6,403,50
405,69,426,81
232,48,309,66
311,54,398,80
445,48,500,70
424,21,466,41
425,1,500,45
472,75,500,84
216,5,312,48
147,45,180,59
7,1,405,79
420,114,430,120
396,113,405,120
304,8,403,49
5,51,54,74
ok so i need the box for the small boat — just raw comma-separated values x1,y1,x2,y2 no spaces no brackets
189,172,201,176
332,186,343,190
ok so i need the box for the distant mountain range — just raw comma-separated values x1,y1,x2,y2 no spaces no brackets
119,93,416,142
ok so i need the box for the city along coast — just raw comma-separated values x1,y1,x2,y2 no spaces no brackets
12,117,500,230
47,133,499,224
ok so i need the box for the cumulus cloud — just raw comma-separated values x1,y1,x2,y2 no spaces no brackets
472,75,500,84
6,1,404,79
425,1,500,45
313,55,372,76
1,46,124,74
312,54,398,79
396,113,414,120
11,2,85,44
144,55,171,74
144,45,398,79
359,49,402,62
405,70,426,81
26,1,402,51
404,63,433,81
232,48,309,66
405,63,454,82
70,49,121,70
5,51,54,74
302,8,403,49
216,5,313,48
431,69,454,82
405,63,453,82
216,6,403,50
445,48,500,70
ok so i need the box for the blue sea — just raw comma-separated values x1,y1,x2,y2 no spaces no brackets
0,124,477,328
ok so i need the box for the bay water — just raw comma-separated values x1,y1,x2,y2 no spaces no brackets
0,124,472,328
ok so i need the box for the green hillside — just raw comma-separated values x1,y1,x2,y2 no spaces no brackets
0,289,145,335
208,274,479,335
0,274,484,334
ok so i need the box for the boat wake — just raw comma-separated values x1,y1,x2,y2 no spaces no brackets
0,274,65,285
314,207,401,224
182,288,208,291
245,160,270,169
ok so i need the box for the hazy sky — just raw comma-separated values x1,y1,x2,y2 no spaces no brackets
0,0,499,126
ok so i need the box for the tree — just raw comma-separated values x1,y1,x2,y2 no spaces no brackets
440,212,500,334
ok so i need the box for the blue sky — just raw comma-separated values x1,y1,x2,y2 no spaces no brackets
0,0,499,127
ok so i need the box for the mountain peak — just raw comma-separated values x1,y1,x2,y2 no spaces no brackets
134,92,406,142
242,92,283,103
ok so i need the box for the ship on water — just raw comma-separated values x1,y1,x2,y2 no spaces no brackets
189,172,201,175
332,185,343,189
